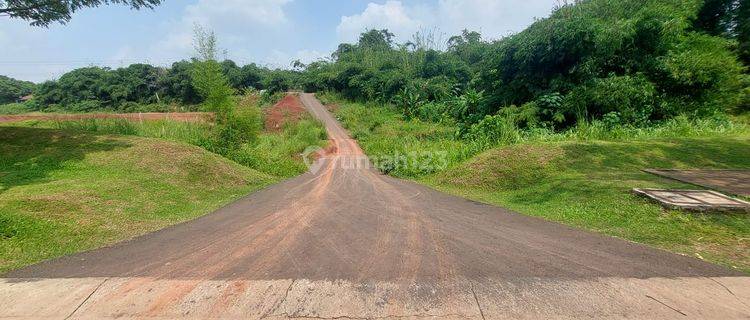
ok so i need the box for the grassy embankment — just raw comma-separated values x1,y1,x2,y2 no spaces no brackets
333,101,750,273
0,94,326,273
0,127,275,273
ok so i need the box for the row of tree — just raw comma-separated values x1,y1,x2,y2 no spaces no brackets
0,60,298,112
297,0,749,130
0,76,35,104
2,0,747,130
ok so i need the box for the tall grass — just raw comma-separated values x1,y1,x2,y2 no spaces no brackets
334,101,749,178
47,114,327,178
0,103,33,115
52,119,218,150
232,119,327,177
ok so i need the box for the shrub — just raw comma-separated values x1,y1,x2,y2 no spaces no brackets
0,102,33,114
69,100,104,112
466,114,521,147
656,33,746,116
564,74,656,125
0,76,35,104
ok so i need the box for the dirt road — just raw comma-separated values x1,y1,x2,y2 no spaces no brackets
2,94,748,319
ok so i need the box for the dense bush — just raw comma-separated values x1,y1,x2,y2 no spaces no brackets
0,76,35,104
15,59,296,113
4,0,748,133
301,0,749,136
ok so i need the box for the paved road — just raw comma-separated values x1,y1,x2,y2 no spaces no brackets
2,93,748,319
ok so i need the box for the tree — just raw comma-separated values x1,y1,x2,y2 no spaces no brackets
738,0,750,64
190,24,234,117
159,60,200,104
694,0,736,36
0,75,35,104
238,63,263,89
34,66,110,107
0,0,162,27
358,29,395,51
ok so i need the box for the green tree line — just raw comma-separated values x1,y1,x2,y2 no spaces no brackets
0,60,299,112
2,0,748,130
301,0,750,132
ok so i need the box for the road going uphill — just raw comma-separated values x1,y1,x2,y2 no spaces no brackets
2,93,748,319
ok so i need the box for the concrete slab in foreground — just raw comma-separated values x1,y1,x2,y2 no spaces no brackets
633,188,750,211
643,169,750,197
2,276,749,319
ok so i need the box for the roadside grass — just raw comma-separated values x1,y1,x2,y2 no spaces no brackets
333,101,750,273
0,101,201,115
232,118,327,177
0,126,275,274
333,101,746,177
9,112,327,179
334,103,473,177
0,103,33,115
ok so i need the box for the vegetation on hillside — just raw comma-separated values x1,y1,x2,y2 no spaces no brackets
332,100,750,273
0,126,274,273
332,96,747,177
0,76,34,104
5,0,748,129
308,0,749,136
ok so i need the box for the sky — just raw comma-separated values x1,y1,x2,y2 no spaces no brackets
0,0,559,82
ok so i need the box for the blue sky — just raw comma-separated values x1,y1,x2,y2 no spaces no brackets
0,0,558,82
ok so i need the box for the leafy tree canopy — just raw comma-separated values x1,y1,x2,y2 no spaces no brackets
0,75,35,104
0,0,162,26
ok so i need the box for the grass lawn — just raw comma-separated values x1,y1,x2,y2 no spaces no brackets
333,101,750,273
0,126,276,274
422,137,750,273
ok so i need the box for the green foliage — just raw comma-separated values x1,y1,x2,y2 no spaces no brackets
0,102,34,115
0,126,272,273
261,70,296,94
739,0,750,64
564,74,656,125
474,0,746,127
21,102,324,179
232,118,327,177
0,76,35,104
191,60,235,114
333,100,748,178
425,135,750,273
0,0,162,27
299,0,748,131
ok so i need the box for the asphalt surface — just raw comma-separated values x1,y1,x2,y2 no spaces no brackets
2,93,748,319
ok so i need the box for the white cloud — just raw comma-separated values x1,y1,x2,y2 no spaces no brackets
184,0,290,27
153,0,293,61
336,0,556,44
266,49,328,68
436,0,554,39
336,1,423,43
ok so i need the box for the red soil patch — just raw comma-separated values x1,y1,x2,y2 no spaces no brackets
264,94,307,131
0,112,213,123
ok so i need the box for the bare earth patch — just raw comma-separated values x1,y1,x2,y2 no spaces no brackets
263,94,307,131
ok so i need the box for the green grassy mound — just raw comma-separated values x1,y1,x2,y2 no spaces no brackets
422,136,750,273
0,126,275,274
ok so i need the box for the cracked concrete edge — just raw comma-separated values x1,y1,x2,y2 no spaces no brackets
1,276,748,319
